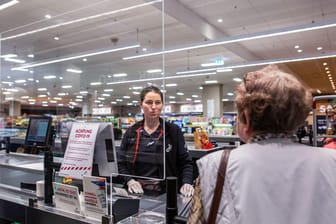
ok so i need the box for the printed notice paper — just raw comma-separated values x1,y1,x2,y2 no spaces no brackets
53,182,81,214
59,122,100,179
83,176,107,218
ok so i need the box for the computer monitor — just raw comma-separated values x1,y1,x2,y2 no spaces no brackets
93,123,118,177
24,116,53,147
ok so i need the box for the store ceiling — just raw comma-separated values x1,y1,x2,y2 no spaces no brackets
0,0,336,109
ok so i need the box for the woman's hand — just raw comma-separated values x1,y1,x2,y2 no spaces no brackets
127,179,144,194
180,183,194,197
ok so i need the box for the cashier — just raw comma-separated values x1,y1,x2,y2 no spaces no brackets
118,86,194,197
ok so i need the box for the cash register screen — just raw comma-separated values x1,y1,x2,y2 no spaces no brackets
25,116,52,146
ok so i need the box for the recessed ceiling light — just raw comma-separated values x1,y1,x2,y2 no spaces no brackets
222,99,229,101
297,49,303,53
27,54,34,58
82,58,87,62
217,18,223,23
45,14,51,19
294,45,300,49
54,36,60,40
142,48,147,51
323,62,328,66
227,92,234,96
317,46,323,50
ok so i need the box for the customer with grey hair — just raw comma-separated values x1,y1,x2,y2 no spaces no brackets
189,65,336,224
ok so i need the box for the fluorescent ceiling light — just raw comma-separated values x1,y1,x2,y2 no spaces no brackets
216,68,233,73
205,80,218,84
4,58,25,63
38,88,47,91
113,73,127,77
147,69,162,73
11,67,28,71
104,89,114,92
90,82,102,86
14,44,139,70
62,85,72,89
44,75,57,79
0,0,161,41
233,78,243,82
66,69,82,74
0,0,19,11
221,51,336,70
123,18,336,60
0,54,17,58
14,79,26,83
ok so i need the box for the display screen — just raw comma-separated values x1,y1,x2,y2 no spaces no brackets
25,117,52,146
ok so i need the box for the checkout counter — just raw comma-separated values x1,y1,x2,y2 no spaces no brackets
0,150,192,224
0,124,239,224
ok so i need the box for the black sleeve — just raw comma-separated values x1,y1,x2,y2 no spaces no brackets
175,126,194,186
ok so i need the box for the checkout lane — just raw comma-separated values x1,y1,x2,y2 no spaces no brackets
0,131,239,223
